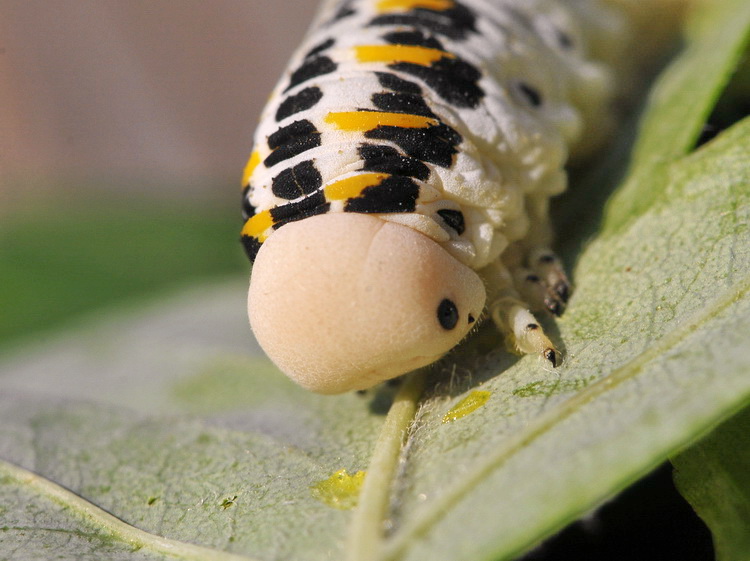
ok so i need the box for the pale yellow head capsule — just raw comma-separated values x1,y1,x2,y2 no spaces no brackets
248,213,486,394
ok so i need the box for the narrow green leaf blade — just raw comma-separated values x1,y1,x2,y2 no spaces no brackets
673,408,750,561
604,0,750,232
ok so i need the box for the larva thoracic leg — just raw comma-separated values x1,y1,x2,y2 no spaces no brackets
241,0,683,393
529,248,571,306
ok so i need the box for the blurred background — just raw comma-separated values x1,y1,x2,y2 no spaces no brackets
0,0,317,347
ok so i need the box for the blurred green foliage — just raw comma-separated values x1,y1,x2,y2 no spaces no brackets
0,190,246,347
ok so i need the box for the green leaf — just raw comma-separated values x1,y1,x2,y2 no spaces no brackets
0,191,245,347
1,1,750,560
673,408,750,561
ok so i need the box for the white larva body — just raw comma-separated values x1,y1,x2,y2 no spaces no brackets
241,0,685,393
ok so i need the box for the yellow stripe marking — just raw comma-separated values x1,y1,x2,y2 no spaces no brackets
241,210,273,242
241,150,261,188
354,44,453,66
325,111,437,131
324,173,390,200
376,0,453,12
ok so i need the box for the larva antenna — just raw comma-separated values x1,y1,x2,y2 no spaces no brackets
248,213,486,394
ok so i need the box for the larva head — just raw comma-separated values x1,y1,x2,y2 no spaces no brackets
248,213,486,394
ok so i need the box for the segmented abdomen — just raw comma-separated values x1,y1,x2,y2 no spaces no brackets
241,0,621,268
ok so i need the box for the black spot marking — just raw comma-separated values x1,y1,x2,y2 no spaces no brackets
376,72,422,94
285,56,337,92
365,122,461,168
545,298,563,317
372,91,435,117
555,29,574,49
264,120,321,167
330,0,356,22
271,160,322,200
241,185,256,220
369,3,477,41
390,57,484,108
270,190,330,227
538,254,556,264
304,38,335,59
517,82,543,107
437,299,459,330
554,281,570,303
358,143,430,180
382,29,444,50
436,208,465,235
544,348,559,367
526,323,539,330
526,274,541,283
275,87,323,121
344,175,420,213
241,235,262,262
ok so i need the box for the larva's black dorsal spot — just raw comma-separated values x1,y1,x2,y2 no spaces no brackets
365,122,461,168
240,235,262,261
437,299,459,330
284,56,337,93
344,175,420,213
372,91,435,117
382,29,444,50
304,38,335,59
516,81,543,108
358,143,430,180
276,87,324,122
436,208,465,235
271,160,323,200
390,57,484,109
329,1,356,23
264,120,321,167
375,72,422,94
369,2,477,41
270,191,329,228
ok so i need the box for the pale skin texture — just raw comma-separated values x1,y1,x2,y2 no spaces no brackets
248,213,486,394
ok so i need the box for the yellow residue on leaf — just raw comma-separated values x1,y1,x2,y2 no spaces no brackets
442,390,491,423
311,469,366,510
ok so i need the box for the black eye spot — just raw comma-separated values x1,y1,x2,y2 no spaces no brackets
517,82,543,108
437,299,459,330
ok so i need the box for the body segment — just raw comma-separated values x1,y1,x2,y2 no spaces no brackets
241,0,676,392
